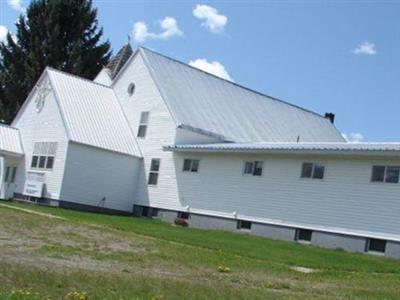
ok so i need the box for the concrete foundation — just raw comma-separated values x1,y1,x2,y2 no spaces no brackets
134,205,400,259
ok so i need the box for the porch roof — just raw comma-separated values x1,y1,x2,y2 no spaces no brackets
0,124,24,157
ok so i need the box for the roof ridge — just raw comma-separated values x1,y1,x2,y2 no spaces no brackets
138,47,327,120
46,67,113,89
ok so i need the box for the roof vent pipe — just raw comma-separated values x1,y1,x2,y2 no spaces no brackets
325,112,335,124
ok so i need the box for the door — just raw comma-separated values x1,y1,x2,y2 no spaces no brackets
0,157,5,199
1,165,18,199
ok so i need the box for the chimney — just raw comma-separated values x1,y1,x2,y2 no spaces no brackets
325,112,335,124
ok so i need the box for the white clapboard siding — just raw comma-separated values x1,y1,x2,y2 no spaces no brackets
112,52,182,209
173,152,400,237
12,75,69,200
60,142,141,212
93,68,112,86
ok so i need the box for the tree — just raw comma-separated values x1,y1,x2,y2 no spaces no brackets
0,0,111,123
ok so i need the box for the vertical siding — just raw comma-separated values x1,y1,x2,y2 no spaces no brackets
112,53,181,209
13,77,69,199
60,142,140,212
173,152,400,236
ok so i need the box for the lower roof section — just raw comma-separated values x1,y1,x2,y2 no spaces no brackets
164,142,400,157
0,124,24,157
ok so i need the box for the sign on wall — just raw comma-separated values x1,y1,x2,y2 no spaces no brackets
23,171,45,198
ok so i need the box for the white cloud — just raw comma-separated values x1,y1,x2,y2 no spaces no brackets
0,26,8,43
8,0,25,13
133,22,150,43
342,132,364,143
193,4,227,33
133,17,183,43
189,58,233,81
353,41,377,55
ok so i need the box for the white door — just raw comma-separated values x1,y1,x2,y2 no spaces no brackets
2,165,18,199
0,157,5,199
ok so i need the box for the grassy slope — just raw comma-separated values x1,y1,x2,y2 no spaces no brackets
0,201,400,300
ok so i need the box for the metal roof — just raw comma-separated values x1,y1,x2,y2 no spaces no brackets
164,142,400,156
139,47,345,143
0,124,24,156
47,68,141,157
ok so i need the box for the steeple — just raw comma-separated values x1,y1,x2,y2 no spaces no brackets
106,43,133,80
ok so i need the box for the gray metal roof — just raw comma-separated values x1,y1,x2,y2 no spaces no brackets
0,124,24,156
139,47,345,143
164,142,400,156
47,68,141,157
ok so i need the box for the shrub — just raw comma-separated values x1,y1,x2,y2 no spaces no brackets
174,218,189,227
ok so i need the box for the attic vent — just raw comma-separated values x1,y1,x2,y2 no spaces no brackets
127,83,136,95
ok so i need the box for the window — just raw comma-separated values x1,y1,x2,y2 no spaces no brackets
31,156,39,168
4,167,10,182
367,238,386,253
148,158,160,185
11,167,17,183
46,157,54,169
301,163,325,179
31,142,57,170
137,111,149,138
127,82,136,95
243,161,263,176
177,212,190,219
296,229,312,242
183,159,200,172
39,156,46,168
237,220,252,230
151,208,159,217
141,206,149,217
371,165,400,183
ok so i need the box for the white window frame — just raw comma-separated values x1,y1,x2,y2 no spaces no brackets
148,158,160,186
10,167,17,183
30,142,57,171
137,111,150,138
237,220,252,231
242,161,263,176
295,229,312,244
366,238,386,254
182,159,200,173
300,162,325,180
4,166,10,182
31,155,55,170
371,165,400,184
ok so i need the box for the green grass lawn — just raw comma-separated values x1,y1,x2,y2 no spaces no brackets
0,200,399,300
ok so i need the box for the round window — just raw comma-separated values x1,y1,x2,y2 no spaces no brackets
127,82,136,95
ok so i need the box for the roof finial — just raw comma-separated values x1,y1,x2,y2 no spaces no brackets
127,34,131,45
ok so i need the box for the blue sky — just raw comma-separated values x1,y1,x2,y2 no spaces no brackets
1,1,400,142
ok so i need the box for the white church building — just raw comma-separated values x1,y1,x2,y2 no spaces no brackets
1,45,400,258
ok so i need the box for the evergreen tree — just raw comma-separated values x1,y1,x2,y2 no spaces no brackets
0,0,111,123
